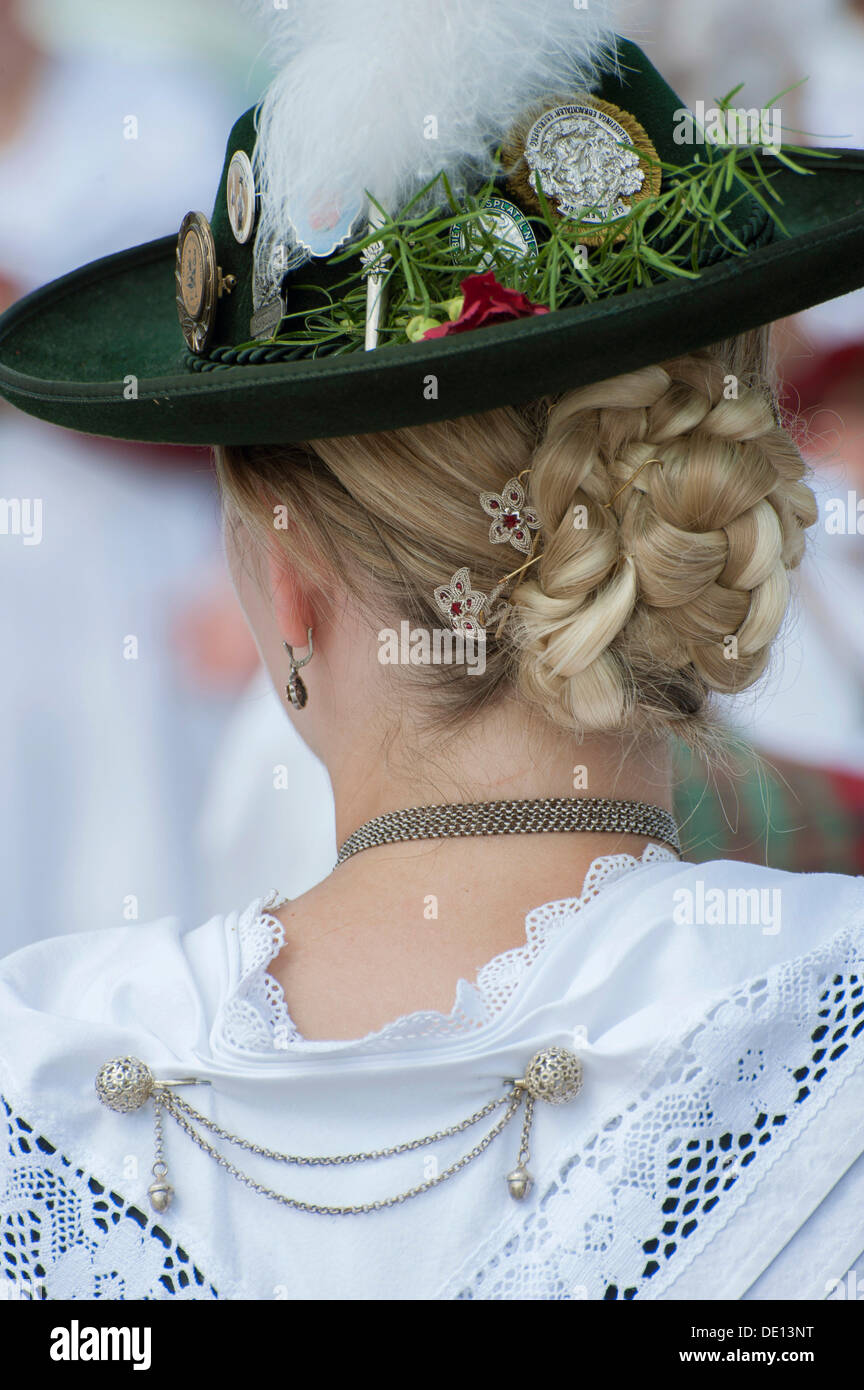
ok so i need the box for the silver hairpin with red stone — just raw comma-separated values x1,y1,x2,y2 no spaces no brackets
432,567,491,635
432,472,543,636
479,471,541,555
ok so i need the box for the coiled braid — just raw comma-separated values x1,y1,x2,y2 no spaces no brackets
512,348,817,740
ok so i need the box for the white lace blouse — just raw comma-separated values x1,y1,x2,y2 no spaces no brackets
2,847,863,1301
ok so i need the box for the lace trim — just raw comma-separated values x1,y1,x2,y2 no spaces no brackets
218,845,678,1053
439,918,864,1301
0,1098,218,1301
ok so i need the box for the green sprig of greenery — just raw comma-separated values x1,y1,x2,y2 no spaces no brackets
240,91,834,358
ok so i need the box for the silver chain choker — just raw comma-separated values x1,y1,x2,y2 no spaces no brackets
336,796,681,865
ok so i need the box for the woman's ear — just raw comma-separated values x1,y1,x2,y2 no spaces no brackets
267,543,316,650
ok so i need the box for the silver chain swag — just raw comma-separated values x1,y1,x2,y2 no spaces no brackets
95,1047,585,1216
158,1086,524,1216
335,796,681,866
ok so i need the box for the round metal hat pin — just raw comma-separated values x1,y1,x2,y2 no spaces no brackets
175,211,236,353
449,196,538,266
504,96,661,242
226,149,256,244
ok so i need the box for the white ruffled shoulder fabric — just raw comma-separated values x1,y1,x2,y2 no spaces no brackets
1,847,863,1301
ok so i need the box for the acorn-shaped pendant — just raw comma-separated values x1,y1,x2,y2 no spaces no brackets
506,1164,533,1200
148,1179,174,1213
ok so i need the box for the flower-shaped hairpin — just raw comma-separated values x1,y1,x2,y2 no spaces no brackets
433,472,543,635
432,458,665,636
479,476,541,555
432,567,490,636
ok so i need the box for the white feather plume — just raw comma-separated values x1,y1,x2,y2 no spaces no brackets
243,0,618,287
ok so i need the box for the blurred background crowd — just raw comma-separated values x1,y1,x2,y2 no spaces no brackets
1,0,862,954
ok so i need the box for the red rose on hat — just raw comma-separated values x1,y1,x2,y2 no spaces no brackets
422,271,549,338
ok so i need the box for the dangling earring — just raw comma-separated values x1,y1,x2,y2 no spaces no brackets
283,627,314,710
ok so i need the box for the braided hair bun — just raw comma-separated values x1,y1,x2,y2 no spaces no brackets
513,339,817,741
216,330,817,750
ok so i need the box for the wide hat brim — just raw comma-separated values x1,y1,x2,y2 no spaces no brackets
1,38,863,446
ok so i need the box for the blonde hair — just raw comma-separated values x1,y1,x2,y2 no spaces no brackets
215,329,817,752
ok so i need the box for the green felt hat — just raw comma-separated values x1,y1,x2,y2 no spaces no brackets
0,35,862,447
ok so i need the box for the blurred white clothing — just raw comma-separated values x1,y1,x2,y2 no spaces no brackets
720,465,864,772
798,3,864,347
196,667,336,917
0,413,230,949
0,49,244,949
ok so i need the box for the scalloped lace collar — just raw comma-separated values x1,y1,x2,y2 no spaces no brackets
217,843,679,1054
